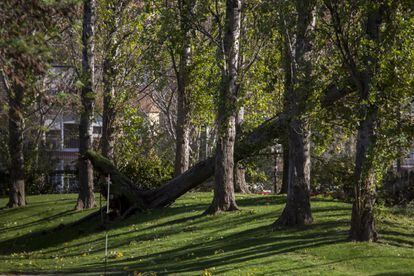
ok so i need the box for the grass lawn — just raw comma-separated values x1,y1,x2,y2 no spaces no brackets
0,193,413,275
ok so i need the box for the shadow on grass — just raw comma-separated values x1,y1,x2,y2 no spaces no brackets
4,220,350,275
0,210,75,234
1,193,411,275
0,202,209,256
70,221,349,275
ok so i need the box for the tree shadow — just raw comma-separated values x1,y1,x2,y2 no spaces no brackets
0,210,75,234
0,202,209,255
3,193,411,275
75,221,349,274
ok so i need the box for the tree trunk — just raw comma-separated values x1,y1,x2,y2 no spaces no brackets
101,55,116,160
174,94,190,176
349,111,378,241
275,119,312,226
274,0,315,227
7,83,26,208
76,0,96,210
174,0,193,176
205,0,242,214
199,125,210,161
234,107,249,193
348,3,383,242
234,163,249,193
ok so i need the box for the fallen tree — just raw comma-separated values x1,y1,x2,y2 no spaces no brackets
87,112,290,215
87,85,353,216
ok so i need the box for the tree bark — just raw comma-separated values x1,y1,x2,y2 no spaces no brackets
205,0,242,214
174,0,193,176
350,110,378,241
234,163,249,193
234,107,249,193
76,0,96,210
101,49,116,161
101,3,119,161
275,119,312,226
274,0,315,227
7,82,26,208
101,62,115,160
199,125,210,161
349,4,383,242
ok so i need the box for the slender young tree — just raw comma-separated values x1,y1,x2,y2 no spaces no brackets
5,75,25,207
76,0,96,210
274,0,316,226
99,0,143,162
234,107,249,193
101,3,119,161
205,0,242,214
174,0,194,176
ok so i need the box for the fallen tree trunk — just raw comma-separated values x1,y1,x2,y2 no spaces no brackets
87,85,353,215
86,112,290,214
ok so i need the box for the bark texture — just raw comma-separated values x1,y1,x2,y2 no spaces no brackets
274,0,315,227
349,4,383,242
276,119,312,226
76,0,96,210
101,52,116,160
349,110,378,241
7,82,26,208
234,108,249,194
174,0,194,176
206,0,242,214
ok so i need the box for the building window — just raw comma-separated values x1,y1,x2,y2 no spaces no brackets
46,129,61,150
64,123,79,148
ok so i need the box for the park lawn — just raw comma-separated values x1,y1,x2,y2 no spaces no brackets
0,193,413,275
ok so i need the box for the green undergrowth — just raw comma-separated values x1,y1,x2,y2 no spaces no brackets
0,193,413,275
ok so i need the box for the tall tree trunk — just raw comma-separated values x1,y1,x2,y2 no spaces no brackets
276,119,312,226
274,0,315,227
76,0,96,210
234,163,249,193
101,10,118,161
7,83,26,208
350,110,378,241
205,0,242,214
101,64,115,160
174,0,193,176
349,4,382,242
199,125,209,161
234,107,249,193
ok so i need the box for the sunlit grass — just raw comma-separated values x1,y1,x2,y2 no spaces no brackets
0,193,413,275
